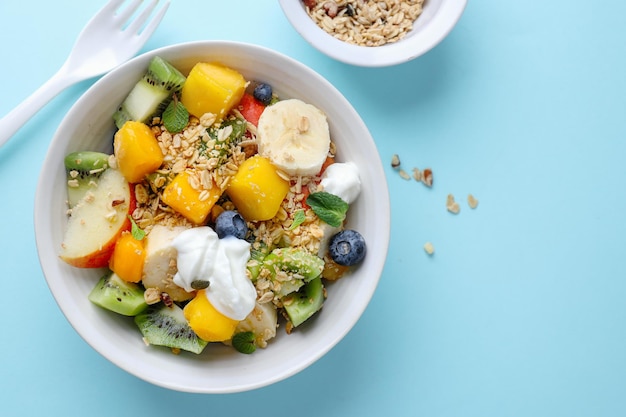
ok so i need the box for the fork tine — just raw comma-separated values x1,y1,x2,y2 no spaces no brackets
135,1,170,41
125,0,160,34
114,0,144,26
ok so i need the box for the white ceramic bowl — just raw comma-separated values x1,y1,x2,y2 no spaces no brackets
34,41,390,393
278,0,467,67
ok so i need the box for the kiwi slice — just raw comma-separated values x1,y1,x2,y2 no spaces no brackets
264,247,325,282
134,304,208,354
113,56,186,129
282,276,325,327
88,272,148,316
64,151,110,208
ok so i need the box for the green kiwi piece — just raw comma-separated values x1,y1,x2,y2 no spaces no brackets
263,247,325,282
282,276,325,327
247,241,271,281
113,56,186,128
134,304,208,354
64,151,110,208
88,272,148,316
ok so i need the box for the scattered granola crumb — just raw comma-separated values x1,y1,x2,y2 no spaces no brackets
391,154,401,169
421,168,433,187
398,168,411,180
285,321,294,335
423,242,435,255
468,194,479,209
412,167,422,182
143,288,161,305
446,194,460,214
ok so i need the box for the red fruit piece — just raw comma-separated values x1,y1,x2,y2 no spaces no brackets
238,93,266,127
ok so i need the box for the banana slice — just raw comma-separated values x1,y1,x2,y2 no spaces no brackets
257,99,330,176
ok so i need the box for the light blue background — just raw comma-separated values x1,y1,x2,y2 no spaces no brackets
1,1,625,416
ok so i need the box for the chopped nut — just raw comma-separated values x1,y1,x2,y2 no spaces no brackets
412,167,421,182
160,292,174,308
391,153,401,169
422,168,433,187
468,194,479,209
323,1,339,18
398,168,411,180
423,242,435,255
446,194,460,214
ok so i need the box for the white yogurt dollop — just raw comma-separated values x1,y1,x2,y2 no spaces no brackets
317,162,362,257
319,162,361,204
172,227,256,321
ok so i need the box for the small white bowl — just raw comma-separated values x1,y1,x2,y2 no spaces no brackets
34,41,390,393
278,0,467,67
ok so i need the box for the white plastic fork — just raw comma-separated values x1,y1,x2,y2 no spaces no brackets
0,0,170,149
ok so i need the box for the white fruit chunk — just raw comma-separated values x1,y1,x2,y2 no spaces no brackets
141,224,193,302
59,168,132,268
257,99,330,176
234,302,278,348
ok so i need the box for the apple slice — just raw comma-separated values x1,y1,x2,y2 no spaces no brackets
60,168,136,268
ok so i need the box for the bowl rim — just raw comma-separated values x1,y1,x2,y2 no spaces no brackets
278,0,468,67
34,40,391,393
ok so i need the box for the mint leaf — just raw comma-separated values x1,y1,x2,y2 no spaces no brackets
232,331,256,354
128,216,146,241
288,209,306,230
306,191,349,228
162,95,189,133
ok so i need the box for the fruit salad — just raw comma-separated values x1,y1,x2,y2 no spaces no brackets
60,56,367,355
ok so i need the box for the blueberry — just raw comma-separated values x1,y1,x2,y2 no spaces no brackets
215,210,248,239
253,83,273,106
328,229,366,266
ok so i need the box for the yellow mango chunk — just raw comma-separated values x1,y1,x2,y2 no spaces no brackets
180,62,246,120
109,232,145,283
184,290,239,342
161,171,221,225
226,155,290,221
114,121,164,183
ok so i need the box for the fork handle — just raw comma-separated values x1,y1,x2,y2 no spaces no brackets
0,66,80,149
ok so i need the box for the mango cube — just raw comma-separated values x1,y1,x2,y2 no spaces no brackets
114,120,164,183
180,62,246,120
161,171,221,225
184,290,239,342
109,232,146,283
226,155,290,221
